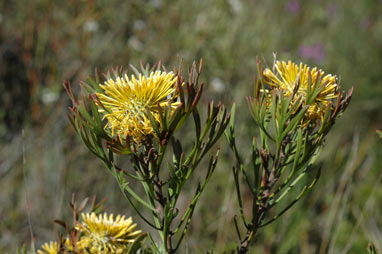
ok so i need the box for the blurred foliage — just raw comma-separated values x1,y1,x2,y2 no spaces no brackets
368,242,379,254
0,0,381,253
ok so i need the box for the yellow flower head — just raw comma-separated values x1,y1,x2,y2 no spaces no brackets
96,70,180,144
263,60,339,124
77,212,141,254
37,239,72,254
37,241,60,254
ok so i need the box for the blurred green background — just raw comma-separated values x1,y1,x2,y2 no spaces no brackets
1,0,381,253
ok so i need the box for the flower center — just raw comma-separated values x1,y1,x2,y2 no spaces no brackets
123,96,146,122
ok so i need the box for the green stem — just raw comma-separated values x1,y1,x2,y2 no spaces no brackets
140,179,163,242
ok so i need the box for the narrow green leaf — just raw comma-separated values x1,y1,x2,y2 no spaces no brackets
291,128,304,175
121,182,158,213
233,166,248,228
192,109,201,140
280,106,308,140
87,76,103,93
147,233,160,253
229,103,236,131
261,168,320,227
252,137,261,193
127,233,148,254
145,109,161,138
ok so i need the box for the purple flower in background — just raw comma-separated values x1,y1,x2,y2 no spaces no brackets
361,16,371,31
286,0,300,14
327,3,337,18
298,43,326,63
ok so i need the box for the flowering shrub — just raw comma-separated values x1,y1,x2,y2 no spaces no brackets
225,58,352,253
37,58,353,253
64,61,229,253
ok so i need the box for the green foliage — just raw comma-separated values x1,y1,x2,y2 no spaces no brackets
368,242,379,254
377,130,382,139
16,245,28,254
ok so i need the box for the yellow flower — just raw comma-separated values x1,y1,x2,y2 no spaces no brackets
77,212,141,254
263,60,339,124
37,239,72,254
96,70,180,144
37,241,60,254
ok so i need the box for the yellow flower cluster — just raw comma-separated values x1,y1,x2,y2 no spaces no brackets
76,213,141,254
37,241,60,254
96,71,180,144
37,238,72,254
263,60,339,124
38,213,141,254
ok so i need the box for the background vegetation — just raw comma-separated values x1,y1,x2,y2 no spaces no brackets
0,0,381,253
